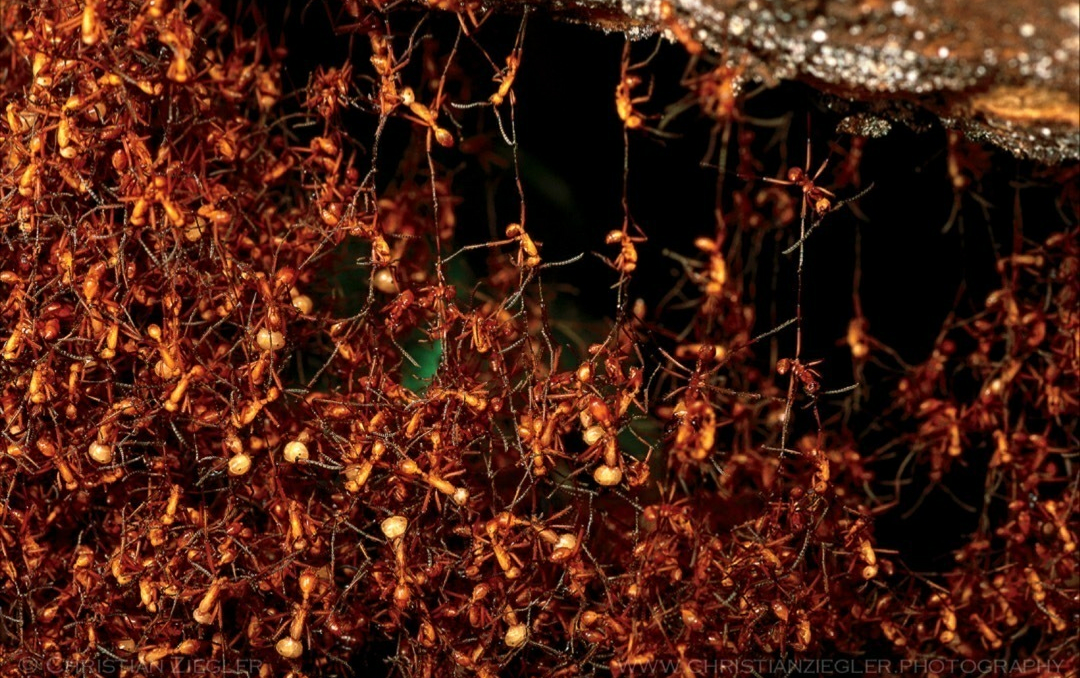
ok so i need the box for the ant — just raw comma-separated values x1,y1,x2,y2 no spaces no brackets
400,87,454,148
776,357,822,396
657,1,702,55
614,40,673,137
764,158,836,223
486,15,525,107
740,124,875,255
451,12,527,146
615,43,651,131
602,228,646,275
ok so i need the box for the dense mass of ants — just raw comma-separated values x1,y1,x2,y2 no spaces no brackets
0,1,1076,677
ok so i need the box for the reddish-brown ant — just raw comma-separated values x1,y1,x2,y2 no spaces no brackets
740,128,874,255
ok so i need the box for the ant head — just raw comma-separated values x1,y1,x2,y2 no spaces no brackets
787,167,804,182
697,343,720,364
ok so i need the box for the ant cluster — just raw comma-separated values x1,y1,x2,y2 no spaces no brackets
0,1,1075,677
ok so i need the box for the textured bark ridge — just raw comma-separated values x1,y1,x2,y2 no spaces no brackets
485,0,1080,162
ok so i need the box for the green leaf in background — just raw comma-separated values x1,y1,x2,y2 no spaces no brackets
401,333,443,392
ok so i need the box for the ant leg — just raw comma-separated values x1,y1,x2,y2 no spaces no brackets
805,117,813,175
810,152,832,182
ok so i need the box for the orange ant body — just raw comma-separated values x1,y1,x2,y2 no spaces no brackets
777,358,822,396
370,34,403,116
401,87,454,148
763,162,836,222
604,229,645,274
658,1,702,55
489,53,520,106
682,57,746,127
743,131,874,255
615,49,651,130
505,223,540,268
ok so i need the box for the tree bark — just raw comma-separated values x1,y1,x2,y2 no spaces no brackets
474,0,1080,162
